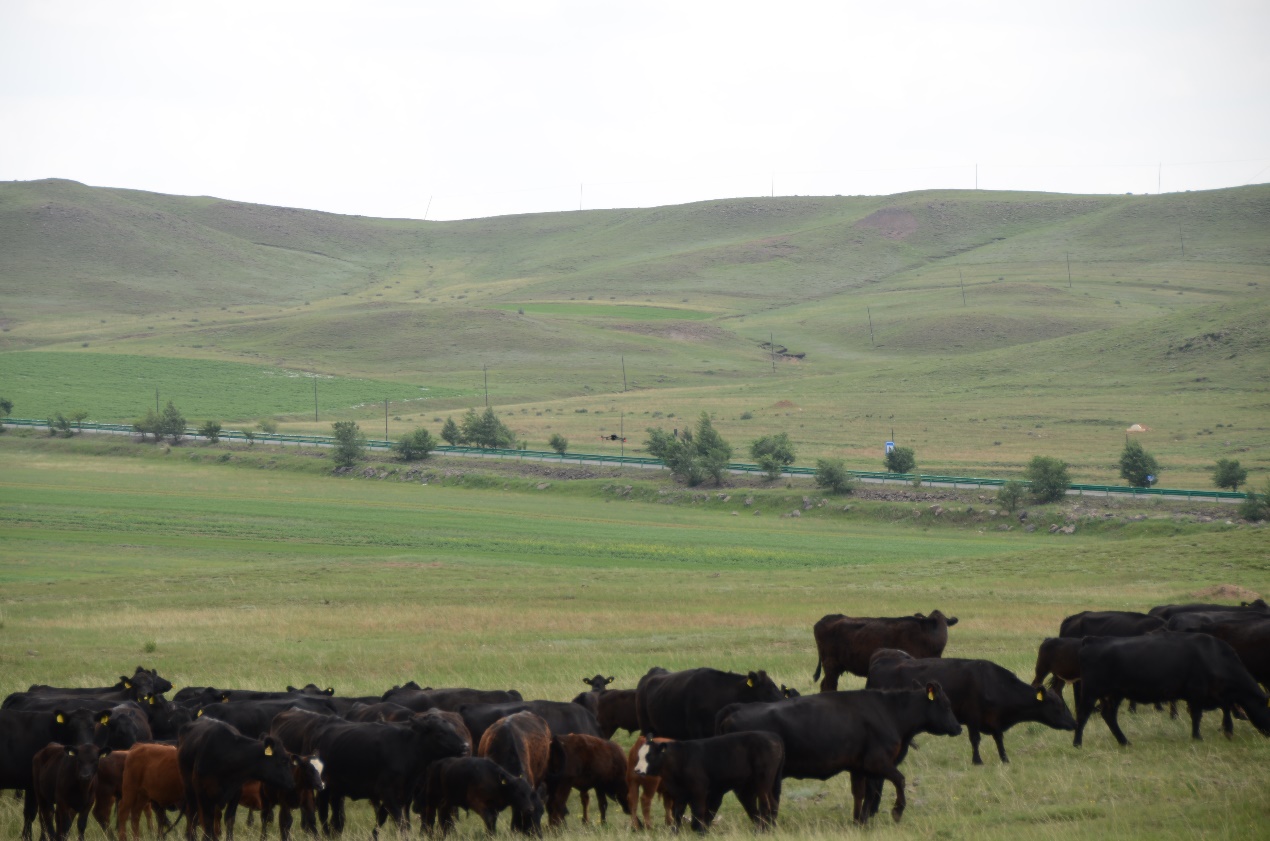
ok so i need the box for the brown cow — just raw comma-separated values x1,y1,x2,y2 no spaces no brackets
544,733,630,826
813,610,958,691
89,749,131,839
118,743,185,841
625,735,673,831
478,711,552,789
32,743,104,841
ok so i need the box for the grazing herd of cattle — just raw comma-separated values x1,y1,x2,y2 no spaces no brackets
2,597,1267,840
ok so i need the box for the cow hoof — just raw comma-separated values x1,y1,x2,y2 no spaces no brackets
891,809,903,823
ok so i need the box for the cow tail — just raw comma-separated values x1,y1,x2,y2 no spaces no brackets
812,659,822,682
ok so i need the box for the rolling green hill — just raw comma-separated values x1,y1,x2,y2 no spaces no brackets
1,178,1267,487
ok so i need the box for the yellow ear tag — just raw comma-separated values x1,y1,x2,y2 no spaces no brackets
124,680,131,688
197,709,203,717
501,777,508,786
1037,690,1044,702
56,713,65,724
100,713,111,725
148,696,156,706
927,689,935,701
746,678,754,687
264,745,273,757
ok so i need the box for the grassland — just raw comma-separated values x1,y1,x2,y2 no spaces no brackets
2,180,1267,489
1,435,1268,839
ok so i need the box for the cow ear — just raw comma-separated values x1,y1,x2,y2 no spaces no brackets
606,676,615,683
746,671,756,688
98,711,111,725
264,743,274,757
147,695,156,706
221,694,230,703
325,687,334,696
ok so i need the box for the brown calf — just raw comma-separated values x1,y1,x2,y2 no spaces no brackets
478,711,552,789
118,743,184,841
625,735,673,831
545,733,629,826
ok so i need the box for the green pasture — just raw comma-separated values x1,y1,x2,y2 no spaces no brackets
0,351,461,423
489,303,718,320
1,438,1268,839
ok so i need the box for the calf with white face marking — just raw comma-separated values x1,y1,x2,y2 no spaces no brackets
634,731,784,833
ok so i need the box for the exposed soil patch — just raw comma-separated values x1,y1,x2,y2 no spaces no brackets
854,208,918,240
1191,584,1262,601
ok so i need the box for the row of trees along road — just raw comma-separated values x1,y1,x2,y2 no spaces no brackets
1,396,1261,509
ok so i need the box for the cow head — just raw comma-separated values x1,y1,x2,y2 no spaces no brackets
50,708,97,746
634,737,674,777
582,675,615,692
408,711,471,759
504,772,544,837
255,736,297,792
64,743,105,783
780,684,800,698
926,610,959,627
741,670,784,703
1033,687,1076,732
920,682,963,737
293,753,325,792
135,666,173,695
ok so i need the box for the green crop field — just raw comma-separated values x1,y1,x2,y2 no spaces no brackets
1,436,1267,839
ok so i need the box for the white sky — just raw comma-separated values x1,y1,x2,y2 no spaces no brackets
3,0,1267,221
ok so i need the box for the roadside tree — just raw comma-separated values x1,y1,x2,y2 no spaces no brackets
1025,456,1070,503
750,433,796,481
1212,458,1248,492
332,421,366,468
1119,440,1160,487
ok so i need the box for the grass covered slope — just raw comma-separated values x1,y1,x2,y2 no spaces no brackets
1,179,1266,487
0,438,1267,839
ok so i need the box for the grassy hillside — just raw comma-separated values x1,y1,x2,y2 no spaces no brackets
1,179,1267,488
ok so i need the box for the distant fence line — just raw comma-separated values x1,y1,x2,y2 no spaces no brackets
2,418,1248,503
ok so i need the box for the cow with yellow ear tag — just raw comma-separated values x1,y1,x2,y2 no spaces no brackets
0,707,98,841
177,719,296,841
864,651,1076,765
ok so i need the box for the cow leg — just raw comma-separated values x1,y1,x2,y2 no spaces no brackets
967,727,985,765
1099,697,1130,746
1073,689,1100,747
23,785,40,841
578,788,589,824
818,666,841,693
991,731,1010,764
1186,702,1205,740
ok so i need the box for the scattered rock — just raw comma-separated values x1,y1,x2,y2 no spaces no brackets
997,524,1012,531
745,496,754,506
988,510,998,517
1060,525,1076,534
1018,510,1028,521
731,511,738,516
1049,524,1061,534
789,510,801,518
1025,524,1037,533
930,505,943,516
536,482,550,490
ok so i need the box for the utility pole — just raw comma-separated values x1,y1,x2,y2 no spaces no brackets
424,195,432,221
621,356,627,392
155,389,159,413
959,269,967,306
620,413,625,458
1066,252,1073,288
975,163,978,190
483,365,489,407
770,333,776,374
1179,222,1185,257
313,375,318,422
385,398,389,441
867,308,875,347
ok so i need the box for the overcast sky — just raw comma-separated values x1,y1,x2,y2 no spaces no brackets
3,0,1267,221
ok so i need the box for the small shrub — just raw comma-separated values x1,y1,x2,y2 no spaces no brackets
814,459,854,494
750,433,795,481
884,446,916,474
996,480,1025,513
549,433,568,455
739,411,754,420
394,428,437,461
257,419,279,435
199,420,222,444
1025,456,1070,502
1237,481,1268,521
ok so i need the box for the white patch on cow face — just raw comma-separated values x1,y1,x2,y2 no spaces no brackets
634,743,650,775
309,757,326,790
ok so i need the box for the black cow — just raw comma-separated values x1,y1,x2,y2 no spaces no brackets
1059,610,1163,638
381,687,523,712
1073,631,1270,746
1031,637,1084,704
715,684,962,824
419,756,543,837
634,732,784,832
636,668,784,739
177,717,297,841
194,696,340,737
1166,610,1266,632
1148,599,1269,621
1175,616,1270,689
172,685,332,709
460,701,601,747
9,666,169,708
812,610,958,691
95,702,154,750
866,650,1075,764
310,713,471,836
32,743,105,841
0,708,99,841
